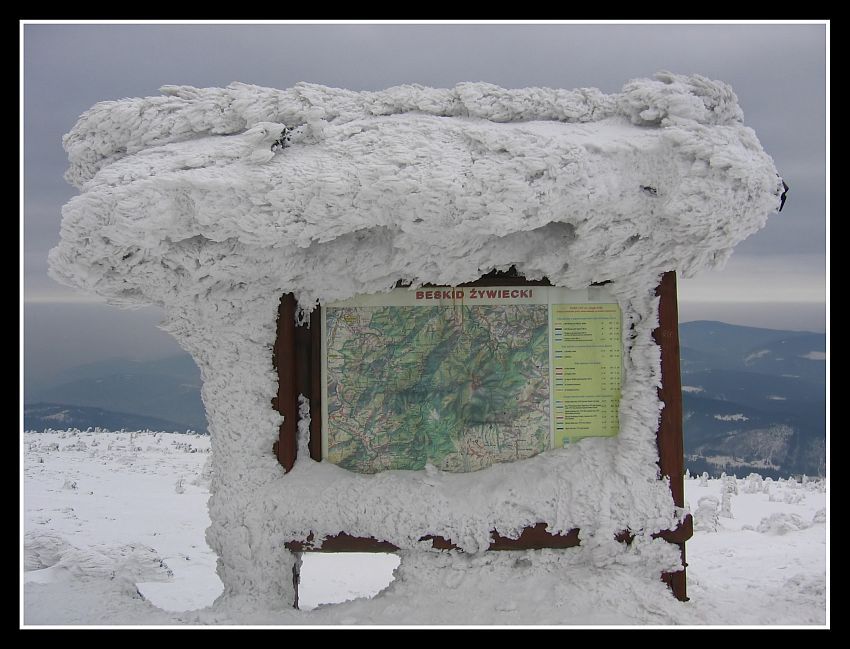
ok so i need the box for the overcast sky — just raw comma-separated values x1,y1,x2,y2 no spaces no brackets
22,21,828,379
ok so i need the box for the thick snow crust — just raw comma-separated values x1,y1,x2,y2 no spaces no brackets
23,431,826,625
48,73,783,607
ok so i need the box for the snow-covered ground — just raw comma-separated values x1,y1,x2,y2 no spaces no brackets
22,430,827,627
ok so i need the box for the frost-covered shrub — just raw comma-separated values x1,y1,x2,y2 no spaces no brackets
694,496,720,532
812,508,826,524
24,531,71,570
804,478,826,493
720,489,733,519
756,512,810,535
191,456,214,487
717,475,737,519
699,472,709,487
744,473,763,494
783,491,804,504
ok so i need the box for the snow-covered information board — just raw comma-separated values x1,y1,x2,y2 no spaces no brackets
321,286,621,473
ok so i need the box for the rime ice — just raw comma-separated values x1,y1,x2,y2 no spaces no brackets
49,73,783,612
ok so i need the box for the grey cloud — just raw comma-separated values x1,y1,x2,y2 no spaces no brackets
22,22,827,363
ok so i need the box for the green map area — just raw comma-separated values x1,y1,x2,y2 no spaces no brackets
325,305,551,473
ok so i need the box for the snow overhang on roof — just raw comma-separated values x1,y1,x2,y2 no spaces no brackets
49,72,783,308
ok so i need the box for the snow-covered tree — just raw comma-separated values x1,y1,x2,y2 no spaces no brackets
694,496,720,532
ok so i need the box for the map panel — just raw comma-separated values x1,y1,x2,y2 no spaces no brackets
321,286,622,473
325,303,550,473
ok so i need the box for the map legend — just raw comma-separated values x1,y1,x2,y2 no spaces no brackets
550,303,621,447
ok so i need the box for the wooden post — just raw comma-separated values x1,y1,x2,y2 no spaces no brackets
275,295,318,471
309,307,323,461
274,294,298,472
292,553,302,610
654,270,691,601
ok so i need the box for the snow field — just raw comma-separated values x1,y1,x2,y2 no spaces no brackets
23,430,826,625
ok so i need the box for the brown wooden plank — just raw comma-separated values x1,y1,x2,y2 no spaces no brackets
614,516,693,547
294,309,312,402
653,270,689,601
655,271,685,508
309,306,323,462
287,525,584,553
420,524,580,551
653,515,693,545
286,532,400,553
489,524,580,550
275,294,298,472
459,266,551,287
292,560,300,610
457,276,553,287
396,266,553,289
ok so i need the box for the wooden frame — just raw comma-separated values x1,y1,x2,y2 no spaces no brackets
273,269,691,601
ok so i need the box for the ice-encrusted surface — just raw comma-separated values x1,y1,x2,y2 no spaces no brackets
48,72,783,607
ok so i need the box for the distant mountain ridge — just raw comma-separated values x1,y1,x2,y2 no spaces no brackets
25,355,207,433
679,321,825,478
24,403,199,433
679,320,825,385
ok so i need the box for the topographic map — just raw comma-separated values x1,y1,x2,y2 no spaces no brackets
324,304,551,473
